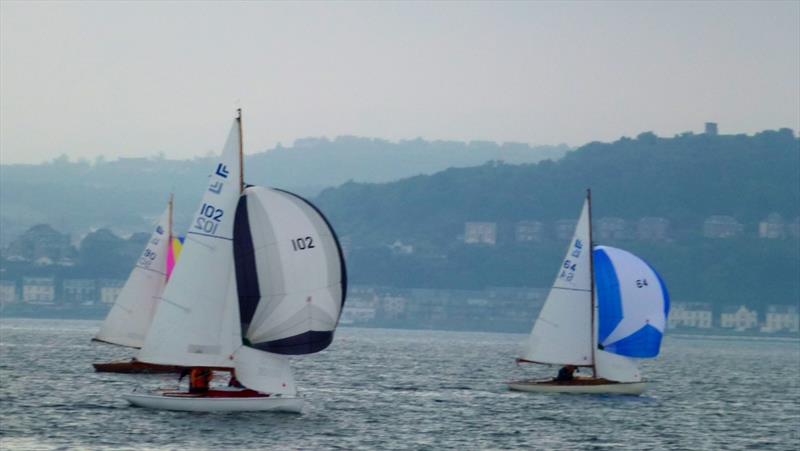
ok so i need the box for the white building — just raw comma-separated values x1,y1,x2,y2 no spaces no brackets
668,303,713,329
761,305,800,333
515,221,545,242
464,222,497,245
0,280,17,304
98,279,125,305
339,306,377,325
719,306,759,331
22,277,56,304
703,216,743,238
758,213,785,239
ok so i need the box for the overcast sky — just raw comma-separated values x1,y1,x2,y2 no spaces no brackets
1,1,798,164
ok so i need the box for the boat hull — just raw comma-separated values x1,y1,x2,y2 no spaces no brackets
93,360,184,374
508,379,646,395
92,360,185,374
124,390,303,413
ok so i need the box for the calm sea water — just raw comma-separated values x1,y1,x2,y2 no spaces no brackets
0,318,798,450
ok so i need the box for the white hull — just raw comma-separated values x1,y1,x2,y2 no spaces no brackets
124,390,303,413
508,379,646,395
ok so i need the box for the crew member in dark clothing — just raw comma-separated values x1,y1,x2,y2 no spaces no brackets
189,368,212,394
555,365,577,382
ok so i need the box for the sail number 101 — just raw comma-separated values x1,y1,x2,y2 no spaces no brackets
291,236,315,251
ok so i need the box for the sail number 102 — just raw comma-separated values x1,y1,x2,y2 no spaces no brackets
194,203,224,235
291,236,315,251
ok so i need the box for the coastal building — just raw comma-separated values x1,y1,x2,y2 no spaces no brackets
515,221,546,242
62,279,97,304
0,280,17,304
22,277,56,304
758,213,785,239
637,217,670,241
596,217,629,241
388,240,414,255
464,222,497,245
705,122,718,136
761,305,800,333
555,219,578,241
788,217,800,239
339,305,377,325
703,216,743,238
668,303,713,329
719,305,759,331
98,279,125,304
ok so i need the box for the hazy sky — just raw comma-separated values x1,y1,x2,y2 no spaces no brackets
1,1,798,164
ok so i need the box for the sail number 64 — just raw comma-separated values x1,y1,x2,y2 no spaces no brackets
291,236,315,251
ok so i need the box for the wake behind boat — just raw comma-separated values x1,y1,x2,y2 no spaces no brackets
125,110,346,412
509,190,669,395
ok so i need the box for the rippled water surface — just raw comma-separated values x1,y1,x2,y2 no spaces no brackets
1,318,798,450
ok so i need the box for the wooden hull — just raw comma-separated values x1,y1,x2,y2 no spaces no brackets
93,360,184,374
124,389,303,413
508,378,647,395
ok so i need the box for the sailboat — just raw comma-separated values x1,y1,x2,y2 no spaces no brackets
124,110,346,412
92,196,185,373
508,190,669,395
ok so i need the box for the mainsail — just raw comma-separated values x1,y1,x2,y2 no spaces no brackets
94,204,172,348
521,198,594,366
138,120,243,368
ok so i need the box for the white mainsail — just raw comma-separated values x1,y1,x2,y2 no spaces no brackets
95,205,172,348
521,199,593,366
138,120,243,368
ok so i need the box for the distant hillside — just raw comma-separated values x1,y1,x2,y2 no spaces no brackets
0,137,566,245
315,129,800,308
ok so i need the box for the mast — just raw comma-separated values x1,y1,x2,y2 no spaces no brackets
587,188,597,377
168,193,174,244
237,108,244,194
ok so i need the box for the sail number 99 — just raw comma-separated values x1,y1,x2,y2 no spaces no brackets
291,236,315,251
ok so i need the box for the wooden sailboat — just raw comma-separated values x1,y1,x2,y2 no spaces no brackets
124,110,347,412
93,195,184,373
509,190,670,395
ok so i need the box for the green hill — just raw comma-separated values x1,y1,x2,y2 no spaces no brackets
315,129,800,308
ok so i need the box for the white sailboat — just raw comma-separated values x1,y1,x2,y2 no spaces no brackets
93,196,184,373
509,190,670,395
125,110,346,412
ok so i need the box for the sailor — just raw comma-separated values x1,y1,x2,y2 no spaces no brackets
228,370,244,388
189,368,212,394
555,365,577,382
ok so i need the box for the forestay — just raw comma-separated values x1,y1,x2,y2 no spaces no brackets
95,205,171,348
594,245,670,359
521,199,593,366
138,120,243,368
234,186,347,355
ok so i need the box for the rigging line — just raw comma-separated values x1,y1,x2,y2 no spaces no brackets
187,231,234,241
551,286,592,293
133,266,167,276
